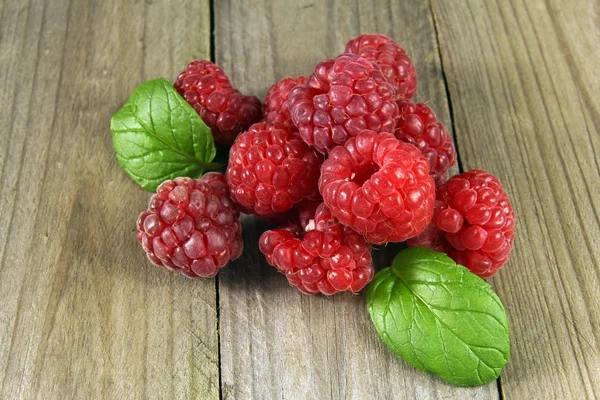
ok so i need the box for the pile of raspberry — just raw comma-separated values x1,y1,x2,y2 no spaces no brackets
136,34,515,294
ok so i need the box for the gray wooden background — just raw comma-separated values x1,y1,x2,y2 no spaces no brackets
0,0,598,398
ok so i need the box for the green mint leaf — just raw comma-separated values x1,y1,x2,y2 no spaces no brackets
110,78,219,191
366,247,510,387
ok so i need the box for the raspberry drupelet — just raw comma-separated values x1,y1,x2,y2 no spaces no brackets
259,203,374,295
404,199,448,252
395,100,456,184
264,76,308,130
282,197,323,231
226,122,322,219
289,53,399,154
136,174,243,278
174,60,262,148
408,170,515,278
319,130,435,244
345,33,417,100
239,94,264,132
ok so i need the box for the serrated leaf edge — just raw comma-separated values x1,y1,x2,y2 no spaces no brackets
367,249,510,387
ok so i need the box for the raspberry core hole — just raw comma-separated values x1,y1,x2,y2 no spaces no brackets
350,163,378,186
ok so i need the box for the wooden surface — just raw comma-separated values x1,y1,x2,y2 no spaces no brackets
0,1,219,399
214,1,491,399
0,0,598,399
431,1,600,398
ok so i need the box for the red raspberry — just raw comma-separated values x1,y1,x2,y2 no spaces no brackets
174,60,262,148
395,100,456,184
405,199,448,252
283,198,323,234
226,122,322,219
239,93,263,131
319,130,435,244
136,174,243,278
264,76,308,129
259,203,374,295
289,53,398,154
345,33,417,100
408,170,515,278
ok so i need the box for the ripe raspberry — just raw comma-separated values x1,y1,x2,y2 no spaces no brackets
226,122,322,219
395,100,456,184
282,198,323,234
259,203,374,295
405,199,448,252
345,33,417,100
408,170,515,278
264,76,308,129
289,53,398,154
319,130,435,244
239,93,263,131
136,174,243,278
174,60,262,148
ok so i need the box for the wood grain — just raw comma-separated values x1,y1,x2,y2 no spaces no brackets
431,0,600,398
214,1,495,398
0,0,219,399
2,0,598,398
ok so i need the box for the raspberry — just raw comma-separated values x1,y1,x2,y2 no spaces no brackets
239,93,263,131
259,203,374,295
136,174,243,278
319,130,435,244
174,60,262,148
283,198,323,234
345,34,417,100
226,122,322,219
405,199,448,252
289,53,399,154
264,76,308,129
408,170,515,278
395,100,456,184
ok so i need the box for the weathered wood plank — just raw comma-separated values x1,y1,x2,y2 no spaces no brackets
431,0,600,398
0,0,219,399
215,1,496,398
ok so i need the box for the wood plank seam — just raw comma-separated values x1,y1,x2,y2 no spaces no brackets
429,1,504,399
430,0,600,397
428,0,464,174
208,1,224,399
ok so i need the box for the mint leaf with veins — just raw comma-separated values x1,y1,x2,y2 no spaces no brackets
367,247,510,387
111,78,220,191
